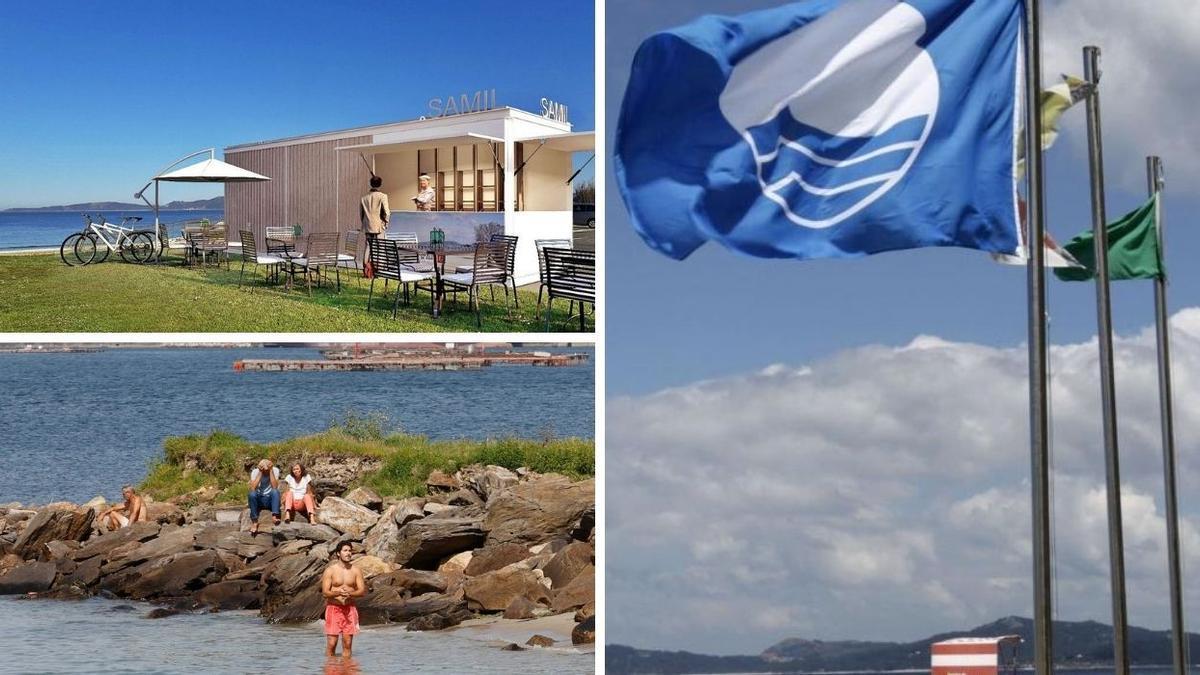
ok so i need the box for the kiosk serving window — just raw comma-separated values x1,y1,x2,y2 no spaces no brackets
417,144,504,212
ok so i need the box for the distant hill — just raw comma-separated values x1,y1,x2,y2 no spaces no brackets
608,616,1200,674
4,196,223,212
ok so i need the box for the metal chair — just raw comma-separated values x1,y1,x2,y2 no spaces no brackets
441,241,511,329
489,233,519,307
542,248,594,331
288,232,341,294
366,237,433,318
197,224,229,268
265,226,297,257
338,230,363,285
535,238,572,312
237,230,284,289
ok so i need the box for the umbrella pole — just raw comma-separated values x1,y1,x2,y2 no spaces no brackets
155,180,162,262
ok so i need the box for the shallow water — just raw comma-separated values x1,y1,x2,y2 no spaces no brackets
0,346,594,504
0,596,592,674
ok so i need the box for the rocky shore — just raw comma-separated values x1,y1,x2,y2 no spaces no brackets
0,462,595,649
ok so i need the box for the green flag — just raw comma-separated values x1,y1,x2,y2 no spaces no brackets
1054,195,1163,282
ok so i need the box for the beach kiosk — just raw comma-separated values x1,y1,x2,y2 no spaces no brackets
931,636,1022,675
223,101,593,285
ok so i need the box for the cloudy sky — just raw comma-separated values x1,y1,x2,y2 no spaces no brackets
606,0,1200,655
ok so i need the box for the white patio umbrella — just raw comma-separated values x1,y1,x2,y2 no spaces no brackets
134,148,270,257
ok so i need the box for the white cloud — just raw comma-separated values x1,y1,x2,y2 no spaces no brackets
608,309,1200,654
1043,0,1200,188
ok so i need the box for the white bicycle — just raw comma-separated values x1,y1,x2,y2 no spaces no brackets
60,214,157,266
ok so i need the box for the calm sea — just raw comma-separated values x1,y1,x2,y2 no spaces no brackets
0,209,224,250
0,596,592,674
0,346,594,504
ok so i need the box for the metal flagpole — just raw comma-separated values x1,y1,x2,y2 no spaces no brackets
1023,3,1054,675
1148,155,1188,675
1082,45,1130,675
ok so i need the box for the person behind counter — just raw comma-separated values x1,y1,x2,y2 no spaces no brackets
413,174,435,211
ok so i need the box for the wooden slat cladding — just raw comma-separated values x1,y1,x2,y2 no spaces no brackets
225,135,370,247
336,136,372,231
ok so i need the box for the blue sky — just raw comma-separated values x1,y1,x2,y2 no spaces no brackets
0,1,594,209
607,0,1200,396
606,0,1200,655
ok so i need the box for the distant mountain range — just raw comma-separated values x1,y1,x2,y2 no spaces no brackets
3,197,224,212
608,616,1200,674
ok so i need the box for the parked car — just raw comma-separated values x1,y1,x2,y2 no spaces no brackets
573,203,595,228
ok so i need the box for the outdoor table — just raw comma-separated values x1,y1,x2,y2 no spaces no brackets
265,237,297,285
421,243,473,318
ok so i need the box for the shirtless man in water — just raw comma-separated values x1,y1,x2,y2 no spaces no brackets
97,485,148,531
321,542,366,657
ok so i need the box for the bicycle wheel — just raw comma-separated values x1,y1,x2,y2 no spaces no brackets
124,232,156,263
72,233,100,265
60,234,85,266
93,234,111,263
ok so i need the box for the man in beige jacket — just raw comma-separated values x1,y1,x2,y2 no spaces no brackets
360,176,390,269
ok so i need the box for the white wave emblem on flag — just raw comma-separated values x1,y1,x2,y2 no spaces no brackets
719,0,940,229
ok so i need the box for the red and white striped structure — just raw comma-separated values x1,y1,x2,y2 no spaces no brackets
931,636,1021,675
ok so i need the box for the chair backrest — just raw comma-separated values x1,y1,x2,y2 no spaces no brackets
239,230,257,260
367,237,402,281
543,248,595,303
396,245,421,270
303,232,340,265
535,238,572,284
472,241,509,284
205,224,227,246
342,230,360,257
489,233,518,275
388,231,419,247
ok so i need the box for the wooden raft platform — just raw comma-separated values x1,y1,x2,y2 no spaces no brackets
234,353,587,372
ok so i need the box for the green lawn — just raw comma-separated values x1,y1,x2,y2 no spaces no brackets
0,253,593,332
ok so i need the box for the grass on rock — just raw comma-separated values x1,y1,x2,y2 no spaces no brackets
0,253,591,332
141,420,594,503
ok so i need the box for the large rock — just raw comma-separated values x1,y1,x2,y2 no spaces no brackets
483,476,594,547
194,579,262,610
542,541,593,589
304,456,383,500
61,555,102,588
389,592,463,622
101,526,197,576
123,550,226,600
73,523,161,562
572,616,595,645
318,497,380,538
551,564,594,612
393,513,486,570
463,567,551,612
267,583,326,623
394,498,426,527
0,561,56,594
351,555,393,578
503,595,538,619
343,487,383,512
464,543,532,577
14,506,95,559
145,502,185,526
382,569,449,595
272,522,339,543
362,505,403,560
425,470,461,493
459,465,519,502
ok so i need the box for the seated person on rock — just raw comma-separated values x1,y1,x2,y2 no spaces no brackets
322,541,366,658
283,462,319,524
97,485,148,530
247,458,281,534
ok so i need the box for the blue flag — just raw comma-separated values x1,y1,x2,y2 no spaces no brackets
614,0,1024,261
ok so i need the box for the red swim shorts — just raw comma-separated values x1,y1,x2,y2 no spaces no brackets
324,604,359,636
